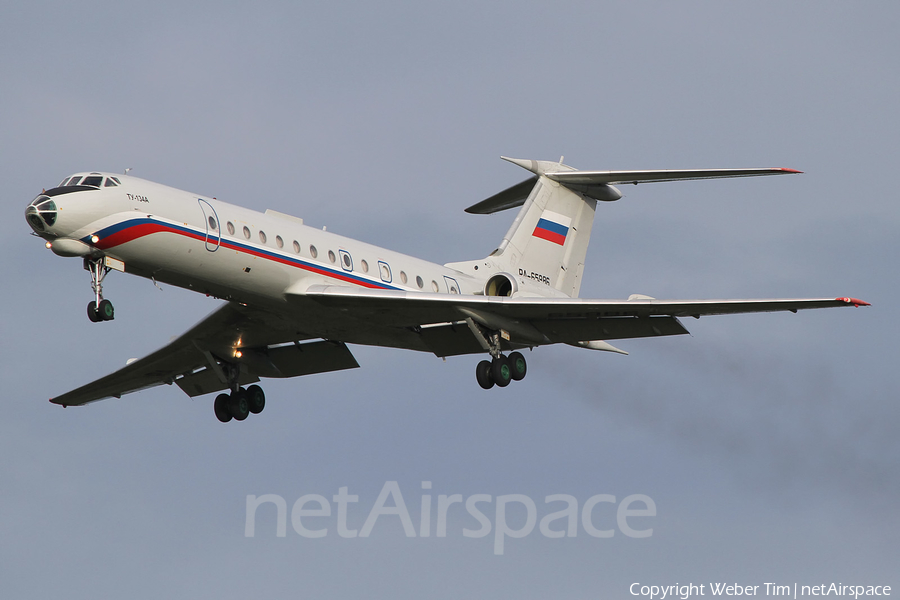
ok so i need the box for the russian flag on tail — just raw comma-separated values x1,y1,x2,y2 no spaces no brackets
532,210,572,246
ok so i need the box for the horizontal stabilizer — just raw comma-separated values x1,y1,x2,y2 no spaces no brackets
465,157,802,214
466,176,538,214
546,167,802,186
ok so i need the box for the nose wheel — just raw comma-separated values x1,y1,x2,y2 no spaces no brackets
87,299,115,322
85,257,114,322
476,351,527,389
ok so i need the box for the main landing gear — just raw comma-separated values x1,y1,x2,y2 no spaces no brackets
475,351,527,389
85,257,114,322
211,360,266,423
466,320,529,390
214,385,266,423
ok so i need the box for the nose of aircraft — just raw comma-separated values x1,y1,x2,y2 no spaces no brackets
25,193,58,234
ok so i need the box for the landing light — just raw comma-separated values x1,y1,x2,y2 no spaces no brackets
234,350,243,358
45,241,52,249
90,235,100,244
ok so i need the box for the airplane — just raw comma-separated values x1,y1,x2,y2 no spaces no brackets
25,156,869,423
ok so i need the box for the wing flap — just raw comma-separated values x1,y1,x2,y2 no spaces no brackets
176,366,259,398
533,315,690,341
418,322,487,357
263,341,360,378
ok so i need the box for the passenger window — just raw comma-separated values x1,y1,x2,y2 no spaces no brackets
275,235,284,248
208,216,217,230
416,276,424,289
310,245,318,258
327,250,336,263
242,226,251,239
259,230,267,244
227,222,235,235
399,271,408,284
360,259,369,273
293,240,301,254
432,280,439,292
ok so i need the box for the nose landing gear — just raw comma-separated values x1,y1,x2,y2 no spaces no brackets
87,299,114,322
85,257,114,322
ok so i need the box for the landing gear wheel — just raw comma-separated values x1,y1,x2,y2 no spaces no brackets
508,351,527,381
491,355,512,387
85,257,114,323
476,360,495,389
246,384,265,414
229,388,250,421
87,301,100,322
97,298,114,321
214,393,233,423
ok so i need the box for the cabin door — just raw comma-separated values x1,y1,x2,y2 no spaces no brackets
198,199,221,252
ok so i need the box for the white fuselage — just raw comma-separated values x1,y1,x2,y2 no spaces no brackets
33,172,495,313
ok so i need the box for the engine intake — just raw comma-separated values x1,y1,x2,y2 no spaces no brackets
484,272,517,297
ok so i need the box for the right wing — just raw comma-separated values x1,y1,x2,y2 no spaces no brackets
50,302,359,407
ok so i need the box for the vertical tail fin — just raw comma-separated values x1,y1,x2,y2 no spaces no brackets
453,157,621,298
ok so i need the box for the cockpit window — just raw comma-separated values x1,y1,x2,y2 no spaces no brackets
82,175,102,187
104,177,118,187
65,176,82,186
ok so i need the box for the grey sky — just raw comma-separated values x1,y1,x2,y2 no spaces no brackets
2,1,897,597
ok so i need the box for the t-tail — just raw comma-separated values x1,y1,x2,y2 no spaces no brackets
448,157,801,298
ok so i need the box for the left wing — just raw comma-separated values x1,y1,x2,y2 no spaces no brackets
50,302,359,407
298,285,868,354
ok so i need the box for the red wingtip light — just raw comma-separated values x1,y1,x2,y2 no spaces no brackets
780,168,803,174
836,297,870,307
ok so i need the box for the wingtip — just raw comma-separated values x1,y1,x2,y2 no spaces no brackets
836,297,871,307
780,168,803,174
